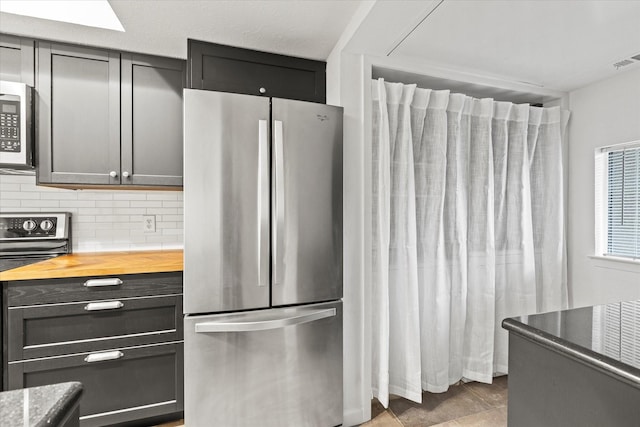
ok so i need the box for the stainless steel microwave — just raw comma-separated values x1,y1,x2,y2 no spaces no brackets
0,81,34,169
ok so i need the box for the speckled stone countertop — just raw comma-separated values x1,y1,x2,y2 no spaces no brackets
503,300,640,388
0,382,82,427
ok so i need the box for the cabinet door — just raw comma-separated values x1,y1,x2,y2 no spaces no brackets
188,40,326,103
121,54,185,187
37,43,120,185
7,342,184,427
0,35,35,86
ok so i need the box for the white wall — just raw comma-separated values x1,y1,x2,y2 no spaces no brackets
568,68,640,308
0,174,183,252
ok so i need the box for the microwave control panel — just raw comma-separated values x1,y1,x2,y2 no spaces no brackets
0,96,21,153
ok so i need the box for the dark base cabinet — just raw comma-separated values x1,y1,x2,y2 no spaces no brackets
8,342,183,427
2,272,184,427
507,332,640,427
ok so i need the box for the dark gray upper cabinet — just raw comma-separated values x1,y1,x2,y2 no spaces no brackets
36,42,185,188
0,34,35,86
187,39,326,103
37,43,120,186
121,54,184,187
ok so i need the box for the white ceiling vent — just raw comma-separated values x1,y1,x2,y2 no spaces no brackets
614,53,640,70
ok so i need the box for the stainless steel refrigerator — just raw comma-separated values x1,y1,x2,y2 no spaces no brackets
183,89,343,427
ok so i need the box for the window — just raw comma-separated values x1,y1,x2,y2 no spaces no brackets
595,141,640,260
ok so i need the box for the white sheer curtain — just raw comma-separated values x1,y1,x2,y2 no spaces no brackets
371,78,569,406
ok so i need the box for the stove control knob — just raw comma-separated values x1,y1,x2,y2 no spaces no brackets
40,219,54,231
23,219,37,231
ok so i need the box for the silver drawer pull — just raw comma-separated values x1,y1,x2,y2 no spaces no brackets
84,350,124,363
84,301,124,311
83,278,123,287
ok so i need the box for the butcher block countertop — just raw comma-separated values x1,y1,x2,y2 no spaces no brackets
0,250,183,281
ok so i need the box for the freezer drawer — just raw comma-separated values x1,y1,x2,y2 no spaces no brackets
184,301,343,427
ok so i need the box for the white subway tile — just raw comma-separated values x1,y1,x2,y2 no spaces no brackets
95,215,131,223
63,201,97,208
149,207,177,215
161,201,183,208
81,208,115,215
114,208,145,215
146,235,180,243
162,228,184,236
0,174,34,184
22,200,60,208
3,191,40,199
113,193,147,201
0,200,21,208
96,200,130,208
96,229,131,239
78,192,113,200
1,183,21,191
130,200,162,208
156,222,177,229
41,192,78,200
147,192,178,201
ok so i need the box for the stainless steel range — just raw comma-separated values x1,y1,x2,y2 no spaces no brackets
0,212,71,272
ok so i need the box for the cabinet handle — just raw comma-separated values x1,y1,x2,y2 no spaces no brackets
84,278,123,287
259,87,266,94
84,350,124,363
122,171,130,178
109,171,118,178
84,301,124,311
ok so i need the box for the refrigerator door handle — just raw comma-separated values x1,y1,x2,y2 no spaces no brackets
273,120,285,286
258,119,269,287
194,308,336,333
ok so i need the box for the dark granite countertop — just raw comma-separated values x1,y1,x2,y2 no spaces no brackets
503,300,640,388
0,382,82,427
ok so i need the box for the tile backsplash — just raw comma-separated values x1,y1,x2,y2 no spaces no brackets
0,174,183,252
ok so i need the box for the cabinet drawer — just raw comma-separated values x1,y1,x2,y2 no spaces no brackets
8,294,182,361
7,272,182,306
7,342,183,427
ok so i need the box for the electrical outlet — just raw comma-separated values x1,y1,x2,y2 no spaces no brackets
143,215,156,233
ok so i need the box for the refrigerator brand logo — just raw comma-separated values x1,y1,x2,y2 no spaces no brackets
316,114,329,122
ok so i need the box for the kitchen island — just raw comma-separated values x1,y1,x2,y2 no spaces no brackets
503,300,640,427
0,382,83,427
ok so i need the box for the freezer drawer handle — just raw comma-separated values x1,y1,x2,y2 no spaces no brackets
83,278,123,287
84,350,124,363
84,301,124,311
195,308,336,333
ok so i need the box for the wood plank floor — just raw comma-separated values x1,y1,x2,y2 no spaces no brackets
154,376,507,427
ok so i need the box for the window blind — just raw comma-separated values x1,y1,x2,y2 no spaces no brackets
607,146,640,259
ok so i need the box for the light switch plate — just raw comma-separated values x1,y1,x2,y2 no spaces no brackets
143,215,156,233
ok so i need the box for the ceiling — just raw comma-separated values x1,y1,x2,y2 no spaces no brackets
0,0,364,61
1,0,639,93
